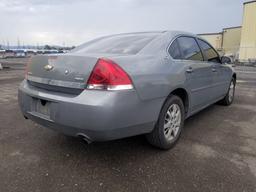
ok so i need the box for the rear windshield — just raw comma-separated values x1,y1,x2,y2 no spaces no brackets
73,34,158,55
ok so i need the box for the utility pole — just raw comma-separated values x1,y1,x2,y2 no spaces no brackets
3,40,5,49
17,37,20,49
7,40,10,50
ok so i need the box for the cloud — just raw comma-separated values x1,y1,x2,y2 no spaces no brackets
0,0,247,46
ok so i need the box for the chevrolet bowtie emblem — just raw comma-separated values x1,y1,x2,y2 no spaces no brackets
44,64,54,71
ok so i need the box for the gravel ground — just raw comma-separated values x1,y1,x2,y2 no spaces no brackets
0,66,256,192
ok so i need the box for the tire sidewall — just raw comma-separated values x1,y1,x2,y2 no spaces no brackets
226,78,236,105
157,95,185,149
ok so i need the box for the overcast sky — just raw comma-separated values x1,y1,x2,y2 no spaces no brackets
0,0,247,46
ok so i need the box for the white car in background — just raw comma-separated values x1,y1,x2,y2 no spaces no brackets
15,50,26,57
0,50,5,58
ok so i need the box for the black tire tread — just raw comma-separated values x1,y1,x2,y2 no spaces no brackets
146,95,185,150
219,78,236,106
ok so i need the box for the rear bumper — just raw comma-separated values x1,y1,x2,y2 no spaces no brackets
18,80,164,141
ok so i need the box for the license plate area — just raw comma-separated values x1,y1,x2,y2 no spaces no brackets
34,98,51,117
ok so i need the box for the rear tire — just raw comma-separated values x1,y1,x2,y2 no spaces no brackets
219,78,236,106
146,95,185,150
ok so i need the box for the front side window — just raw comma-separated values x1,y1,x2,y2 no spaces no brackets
168,39,182,59
177,37,203,61
198,39,221,63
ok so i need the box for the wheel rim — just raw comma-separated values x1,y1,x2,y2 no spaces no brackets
228,81,235,103
164,104,181,141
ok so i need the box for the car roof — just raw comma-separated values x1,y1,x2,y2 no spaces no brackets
73,31,199,56
104,30,196,37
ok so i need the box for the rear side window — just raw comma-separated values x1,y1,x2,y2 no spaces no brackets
73,34,158,55
177,37,203,61
168,39,182,59
198,39,221,63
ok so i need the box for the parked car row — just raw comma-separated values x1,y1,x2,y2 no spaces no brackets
0,49,67,58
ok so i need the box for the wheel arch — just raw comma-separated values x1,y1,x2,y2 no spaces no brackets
167,88,190,115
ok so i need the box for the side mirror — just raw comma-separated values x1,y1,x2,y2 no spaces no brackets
221,56,232,64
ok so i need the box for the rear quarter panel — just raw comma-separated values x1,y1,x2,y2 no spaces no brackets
112,54,188,101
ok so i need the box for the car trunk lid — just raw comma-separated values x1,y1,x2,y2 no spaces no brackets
26,55,98,93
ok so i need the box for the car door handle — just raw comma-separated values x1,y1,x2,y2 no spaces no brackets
186,67,193,73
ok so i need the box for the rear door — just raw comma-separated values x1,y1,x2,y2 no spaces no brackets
174,36,214,112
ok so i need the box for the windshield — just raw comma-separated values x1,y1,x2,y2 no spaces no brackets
73,33,158,55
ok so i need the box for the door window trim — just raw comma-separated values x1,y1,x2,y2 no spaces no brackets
167,35,205,62
196,38,221,63
167,38,183,60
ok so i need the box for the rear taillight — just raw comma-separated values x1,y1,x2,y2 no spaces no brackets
87,58,133,91
25,58,32,79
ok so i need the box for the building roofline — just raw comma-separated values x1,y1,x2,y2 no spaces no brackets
223,26,242,30
198,26,242,36
198,32,222,36
244,0,256,5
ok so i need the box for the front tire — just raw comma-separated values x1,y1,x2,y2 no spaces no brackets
146,95,185,150
220,78,236,106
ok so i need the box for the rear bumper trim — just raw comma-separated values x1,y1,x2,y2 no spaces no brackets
27,75,85,89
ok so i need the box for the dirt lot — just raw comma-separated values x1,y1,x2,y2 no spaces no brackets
0,64,256,192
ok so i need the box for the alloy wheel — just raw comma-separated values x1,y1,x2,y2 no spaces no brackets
164,104,181,141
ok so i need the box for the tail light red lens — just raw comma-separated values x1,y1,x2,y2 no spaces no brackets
87,58,133,90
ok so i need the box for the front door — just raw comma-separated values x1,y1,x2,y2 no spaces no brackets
185,61,214,112
197,38,227,101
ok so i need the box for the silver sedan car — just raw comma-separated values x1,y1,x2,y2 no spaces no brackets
18,31,236,149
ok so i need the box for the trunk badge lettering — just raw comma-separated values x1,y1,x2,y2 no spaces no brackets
75,77,84,81
44,64,54,71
